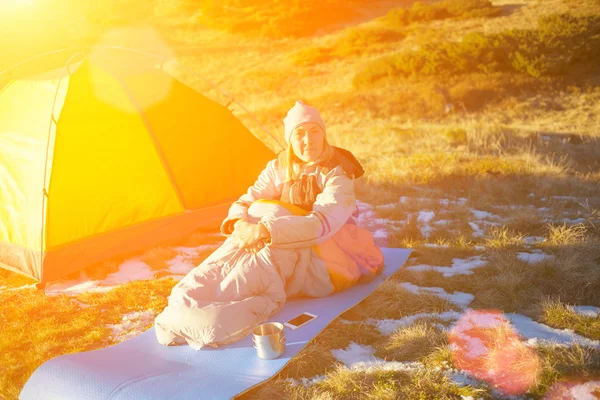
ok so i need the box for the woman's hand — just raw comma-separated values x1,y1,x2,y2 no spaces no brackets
231,220,271,253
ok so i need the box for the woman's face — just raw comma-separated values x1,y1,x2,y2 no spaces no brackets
290,122,325,162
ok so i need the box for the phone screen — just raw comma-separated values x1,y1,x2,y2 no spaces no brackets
287,313,315,327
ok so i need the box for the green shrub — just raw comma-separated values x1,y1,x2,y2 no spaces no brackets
353,55,403,87
354,13,600,87
506,13,600,77
439,0,502,19
292,27,405,66
381,0,499,27
333,27,405,56
198,0,367,38
292,47,335,66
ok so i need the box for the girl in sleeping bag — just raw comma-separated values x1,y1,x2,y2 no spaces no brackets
154,100,384,349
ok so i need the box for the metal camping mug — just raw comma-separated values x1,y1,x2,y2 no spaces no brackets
252,322,286,360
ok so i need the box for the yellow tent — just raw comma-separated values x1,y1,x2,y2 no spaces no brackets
0,53,276,283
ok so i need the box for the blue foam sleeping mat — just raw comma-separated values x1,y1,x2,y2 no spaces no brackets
20,248,413,400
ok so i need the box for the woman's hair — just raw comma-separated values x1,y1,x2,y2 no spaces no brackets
283,145,300,182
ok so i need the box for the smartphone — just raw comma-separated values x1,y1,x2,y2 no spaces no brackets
283,312,317,330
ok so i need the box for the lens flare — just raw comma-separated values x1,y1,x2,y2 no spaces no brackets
449,309,542,395
544,379,600,399
87,26,175,113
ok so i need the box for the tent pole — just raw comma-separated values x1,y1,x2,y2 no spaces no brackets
39,51,87,285
4,46,286,152
88,45,285,151
0,48,81,79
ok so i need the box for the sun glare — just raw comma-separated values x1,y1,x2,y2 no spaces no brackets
1,0,34,7
0,0,34,14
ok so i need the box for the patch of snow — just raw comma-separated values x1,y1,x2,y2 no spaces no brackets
517,250,555,264
107,310,155,341
373,229,389,239
537,207,551,212
0,284,36,293
300,375,326,387
571,306,600,318
541,197,547,201
432,219,453,226
416,211,436,238
421,243,450,248
439,198,468,206
491,204,535,211
528,193,535,197
376,203,399,209
560,217,587,225
167,244,221,275
522,236,546,245
374,218,390,225
284,375,327,388
480,220,502,227
399,283,474,308
569,381,600,400
418,211,435,223
506,313,600,348
449,370,486,388
470,209,502,220
419,226,434,239
356,200,374,209
406,256,487,277
105,260,155,284
371,311,462,335
400,197,467,207
45,259,155,295
356,209,376,222
552,195,578,201
346,360,424,373
331,342,378,365
355,201,394,242
474,245,486,251
468,222,485,238
45,275,115,295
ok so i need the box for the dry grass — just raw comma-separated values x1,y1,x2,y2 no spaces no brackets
1,0,600,398
340,281,459,321
0,279,173,400
376,321,448,361
530,344,600,397
472,231,600,313
394,269,477,295
539,298,600,340
244,365,489,400
274,320,384,379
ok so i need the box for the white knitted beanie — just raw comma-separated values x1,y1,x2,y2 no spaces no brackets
283,100,326,144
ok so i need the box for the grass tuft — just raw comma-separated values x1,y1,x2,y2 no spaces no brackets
539,298,600,340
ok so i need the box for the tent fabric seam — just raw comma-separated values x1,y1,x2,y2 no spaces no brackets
0,79,14,96
40,53,81,277
108,68,188,211
0,260,38,282
0,240,44,253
